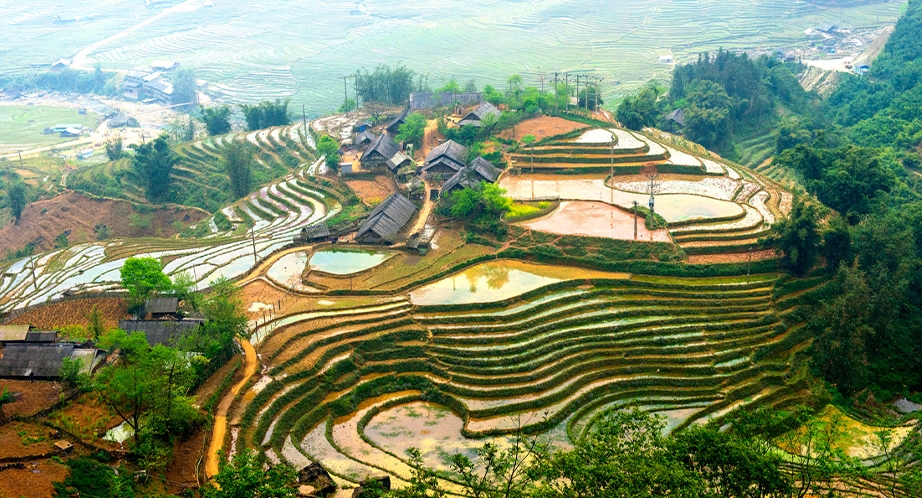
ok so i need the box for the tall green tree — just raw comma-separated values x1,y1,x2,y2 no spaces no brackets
222,139,254,199
170,68,197,105
316,135,341,173
6,181,27,224
683,79,732,149
130,135,178,201
395,112,427,146
202,105,232,135
768,199,820,277
120,256,173,312
203,450,298,498
105,137,124,161
616,85,659,130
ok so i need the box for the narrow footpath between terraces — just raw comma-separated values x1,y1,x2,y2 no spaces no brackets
205,338,258,478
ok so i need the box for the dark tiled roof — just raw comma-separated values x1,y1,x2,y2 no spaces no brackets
356,130,376,144
384,109,409,132
360,133,400,163
460,102,501,123
441,157,500,193
145,297,178,315
301,223,330,240
25,332,58,343
0,343,74,378
118,319,205,347
469,157,501,182
356,194,418,241
424,140,468,172
0,325,32,342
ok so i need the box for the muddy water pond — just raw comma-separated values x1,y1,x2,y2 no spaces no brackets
309,248,395,275
267,251,308,287
409,260,629,306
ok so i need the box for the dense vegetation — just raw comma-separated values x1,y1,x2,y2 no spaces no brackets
0,66,116,95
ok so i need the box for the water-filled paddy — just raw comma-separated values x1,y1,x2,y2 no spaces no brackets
409,260,629,306
521,201,671,242
309,248,395,275
266,251,308,288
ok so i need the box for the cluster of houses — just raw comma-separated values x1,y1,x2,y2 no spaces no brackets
0,298,204,381
123,62,180,105
43,123,89,138
337,102,503,246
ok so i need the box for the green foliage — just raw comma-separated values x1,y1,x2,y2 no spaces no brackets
1,66,116,95
7,181,26,223
316,134,341,172
180,278,249,374
355,63,422,105
0,387,14,421
240,99,291,130
169,68,197,105
129,135,178,201
683,79,732,149
204,450,298,498
767,199,819,277
120,256,172,312
395,112,427,146
59,356,91,392
202,105,233,135
53,457,134,498
222,138,254,199
447,182,512,236
616,85,659,131
105,137,124,161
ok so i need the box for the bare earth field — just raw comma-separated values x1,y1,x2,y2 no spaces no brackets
499,116,587,142
0,458,69,498
0,191,207,257
0,380,62,418
4,297,127,331
521,201,672,242
345,176,397,205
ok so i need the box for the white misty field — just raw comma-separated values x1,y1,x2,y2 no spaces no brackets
0,0,904,113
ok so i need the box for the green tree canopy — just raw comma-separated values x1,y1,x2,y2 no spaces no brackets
6,181,27,224
222,138,254,199
203,450,298,498
395,112,427,146
129,135,178,201
120,256,172,311
202,105,233,135
767,199,820,277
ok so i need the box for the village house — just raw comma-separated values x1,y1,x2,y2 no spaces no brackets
0,343,104,380
441,156,501,195
423,140,468,180
384,109,409,135
0,325,56,345
355,130,376,147
354,193,418,244
360,133,400,171
458,102,501,127
118,319,206,348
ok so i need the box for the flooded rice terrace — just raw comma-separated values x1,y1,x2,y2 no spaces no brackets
409,260,629,306
309,248,395,275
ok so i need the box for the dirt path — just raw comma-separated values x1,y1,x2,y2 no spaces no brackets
410,179,433,235
204,338,257,479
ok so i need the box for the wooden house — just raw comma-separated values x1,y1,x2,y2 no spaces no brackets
0,344,103,380
0,325,56,345
458,102,501,127
386,151,414,174
355,194,418,244
118,319,205,347
360,134,400,171
441,157,501,195
423,140,468,179
143,297,179,319
384,109,409,135
356,130,376,147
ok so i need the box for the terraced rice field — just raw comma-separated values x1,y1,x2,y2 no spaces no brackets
237,265,824,489
0,0,903,114
0,135,338,312
502,124,793,254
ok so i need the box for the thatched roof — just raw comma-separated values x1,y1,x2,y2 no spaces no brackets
118,319,205,347
356,194,417,242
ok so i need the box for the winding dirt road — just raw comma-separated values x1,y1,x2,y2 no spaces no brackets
204,338,257,478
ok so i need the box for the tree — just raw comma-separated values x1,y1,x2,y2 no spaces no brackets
578,85,604,110
120,256,172,312
616,85,658,130
768,199,820,277
203,450,298,498
222,139,254,199
450,430,544,498
0,387,14,422
170,68,197,105
239,99,291,130
355,64,417,105
395,112,427,146
822,215,852,271
105,137,124,161
96,330,197,444
507,74,523,100
202,105,232,135
7,181,26,224
179,278,248,372
390,448,445,498
683,79,732,148
436,77,462,93
130,135,178,201
532,408,703,498
316,135,341,173
86,305,105,342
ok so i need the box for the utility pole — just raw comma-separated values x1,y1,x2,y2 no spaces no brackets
564,73,569,112
553,72,559,114
29,256,38,291
18,150,24,169
747,246,753,282
251,226,258,266
575,75,580,113
595,77,602,112
302,103,307,133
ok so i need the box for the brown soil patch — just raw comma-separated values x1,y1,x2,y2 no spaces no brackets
240,279,287,321
686,249,776,264
421,119,444,159
0,422,54,459
0,380,62,418
47,392,122,445
163,429,206,493
521,201,672,242
0,458,69,498
499,116,587,142
345,176,397,206
5,297,127,331
0,191,207,257
192,356,242,407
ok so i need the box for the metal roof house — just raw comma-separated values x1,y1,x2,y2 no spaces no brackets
423,140,468,177
666,108,685,127
384,109,410,135
118,319,205,347
441,157,501,194
386,151,414,173
355,194,418,244
458,102,501,127
360,133,400,170
0,344,102,379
